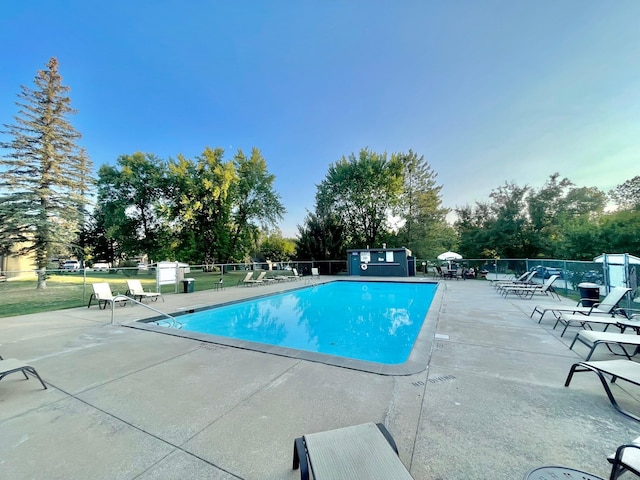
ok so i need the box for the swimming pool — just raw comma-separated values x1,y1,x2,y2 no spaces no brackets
136,280,440,375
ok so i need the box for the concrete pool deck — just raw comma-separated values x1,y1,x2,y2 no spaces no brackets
1,276,638,479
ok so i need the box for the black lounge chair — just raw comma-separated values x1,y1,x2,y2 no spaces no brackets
292,422,414,479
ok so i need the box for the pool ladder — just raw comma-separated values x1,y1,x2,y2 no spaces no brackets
110,294,182,329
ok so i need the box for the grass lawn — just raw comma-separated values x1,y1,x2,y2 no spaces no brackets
0,269,272,318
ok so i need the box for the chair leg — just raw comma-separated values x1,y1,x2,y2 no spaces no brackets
0,366,47,390
566,363,639,422
292,437,309,480
376,423,399,455
24,366,47,389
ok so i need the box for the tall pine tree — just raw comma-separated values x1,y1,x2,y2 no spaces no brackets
0,57,92,288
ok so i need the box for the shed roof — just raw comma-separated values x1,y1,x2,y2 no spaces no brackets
593,253,640,265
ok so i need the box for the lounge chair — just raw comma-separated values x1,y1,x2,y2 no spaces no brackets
237,271,254,286
0,356,47,390
291,268,302,281
433,266,444,279
569,330,640,361
292,422,414,480
552,305,639,337
126,279,164,303
244,271,267,286
608,435,640,479
88,282,129,309
531,286,631,322
492,271,533,290
501,275,560,300
311,267,320,280
554,312,621,337
565,359,640,422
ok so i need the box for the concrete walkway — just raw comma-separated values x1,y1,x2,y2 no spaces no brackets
1,277,638,479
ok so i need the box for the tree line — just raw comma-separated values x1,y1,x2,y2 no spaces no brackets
1,58,638,289
454,173,640,261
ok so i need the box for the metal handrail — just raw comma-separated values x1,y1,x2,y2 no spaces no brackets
110,294,181,328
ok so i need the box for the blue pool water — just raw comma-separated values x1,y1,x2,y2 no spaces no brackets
165,281,437,365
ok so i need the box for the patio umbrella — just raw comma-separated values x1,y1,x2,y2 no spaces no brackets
437,251,463,261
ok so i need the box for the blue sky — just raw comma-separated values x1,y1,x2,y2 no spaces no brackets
2,1,639,237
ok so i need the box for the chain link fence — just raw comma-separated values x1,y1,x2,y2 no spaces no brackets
1,257,637,317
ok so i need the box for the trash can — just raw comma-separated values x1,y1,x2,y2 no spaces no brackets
182,278,195,293
577,282,600,307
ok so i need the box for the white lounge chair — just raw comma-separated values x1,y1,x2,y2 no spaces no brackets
291,268,302,281
126,279,164,303
237,271,254,286
88,282,129,309
501,275,560,300
244,271,267,286
492,271,535,290
609,435,640,479
565,359,640,422
569,330,640,361
311,267,320,281
554,312,621,337
531,286,631,322
292,422,414,480
0,356,47,390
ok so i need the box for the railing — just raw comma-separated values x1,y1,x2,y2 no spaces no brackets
110,295,181,329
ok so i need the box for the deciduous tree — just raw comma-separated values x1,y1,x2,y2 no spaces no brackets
609,175,640,211
315,148,404,248
296,211,345,260
96,152,169,262
166,147,235,264
227,148,285,262
395,150,451,258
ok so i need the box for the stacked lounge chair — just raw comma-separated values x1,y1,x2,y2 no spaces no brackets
501,275,560,300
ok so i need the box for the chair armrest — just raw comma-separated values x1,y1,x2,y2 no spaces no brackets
614,308,640,320
609,442,640,477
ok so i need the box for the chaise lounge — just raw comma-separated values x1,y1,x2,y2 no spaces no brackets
244,271,267,286
501,275,560,300
292,422,414,480
125,279,164,303
554,312,622,337
493,271,535,291
569,330,640,361
88,282,129,309
0,355,47,390
609,435,640,479
531,286,631,322
565,359,640,423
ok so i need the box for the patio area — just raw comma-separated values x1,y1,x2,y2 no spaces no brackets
1,277,638,479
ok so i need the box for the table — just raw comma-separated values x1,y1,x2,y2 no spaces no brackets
524,466,605,480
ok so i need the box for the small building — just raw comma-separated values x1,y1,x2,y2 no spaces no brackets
593,253,640,297
347,247,414,277
0,241,37,280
